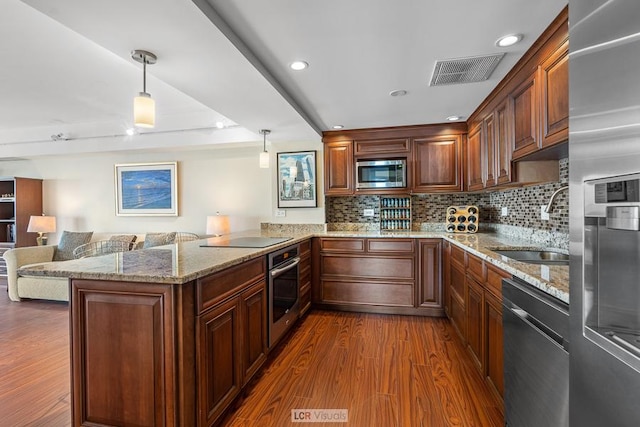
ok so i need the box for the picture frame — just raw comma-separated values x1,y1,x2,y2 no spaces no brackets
114,162,178,216
277,151,317,208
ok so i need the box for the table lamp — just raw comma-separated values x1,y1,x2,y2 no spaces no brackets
27,215,56,246
206,212,230,237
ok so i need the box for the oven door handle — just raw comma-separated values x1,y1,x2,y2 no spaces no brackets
270,257,300,277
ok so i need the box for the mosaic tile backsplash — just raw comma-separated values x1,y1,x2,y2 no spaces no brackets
326,158,569,238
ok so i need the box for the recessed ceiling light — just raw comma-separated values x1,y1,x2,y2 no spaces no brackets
125,128,137,136
496,34,523,47
389,90,408,97
216,121,225,129
446,115,463,121
290,61,309,71
332,125,344,130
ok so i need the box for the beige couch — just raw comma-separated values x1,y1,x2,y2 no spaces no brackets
3,233,147,302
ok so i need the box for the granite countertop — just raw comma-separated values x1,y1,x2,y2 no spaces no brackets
18,229,569,304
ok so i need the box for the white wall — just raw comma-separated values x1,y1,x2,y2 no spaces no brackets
0,139,325,244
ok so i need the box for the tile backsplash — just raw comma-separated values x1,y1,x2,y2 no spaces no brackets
326,158,569,238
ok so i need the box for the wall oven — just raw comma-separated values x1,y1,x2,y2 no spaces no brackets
356,159,406,189
268,243,300,348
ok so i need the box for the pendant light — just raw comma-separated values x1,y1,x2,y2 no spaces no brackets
131,50,157,128
259,129,271,168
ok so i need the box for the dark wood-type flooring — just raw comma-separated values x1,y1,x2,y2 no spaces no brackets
0,288,503,426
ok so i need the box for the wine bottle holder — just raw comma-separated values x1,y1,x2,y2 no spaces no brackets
445,206,479,233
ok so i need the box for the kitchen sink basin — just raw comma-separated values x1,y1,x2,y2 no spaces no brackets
493,249,569,265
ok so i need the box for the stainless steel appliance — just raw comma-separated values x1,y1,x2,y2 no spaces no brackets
268,243,300,347
355,159,406,189
570,1,640,425
503,277,569,427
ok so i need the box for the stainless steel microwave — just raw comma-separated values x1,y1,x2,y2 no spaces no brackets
356,159,406,189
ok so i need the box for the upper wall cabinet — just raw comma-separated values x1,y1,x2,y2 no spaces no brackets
509,70,540,160
540,39,569,148
324,140,354,195
354,138,411,157
412,135,463,193
466,124,484,191
495,99,512,185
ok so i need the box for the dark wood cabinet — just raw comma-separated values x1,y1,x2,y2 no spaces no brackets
412,135,463,192
540,39,569,148
354,138,411,156
442,240,451,317
324,140,354,195
442,245,509,401
466,124,484,191
241,280,267,386
299,239,312,316
484,113,497,187
315,237,445,316
417,239,443,315
495,99,513,185
198,294,242,427
466,276,484,370
510,71,540,160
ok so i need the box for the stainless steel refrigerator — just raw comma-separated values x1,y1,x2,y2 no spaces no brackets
570,1,640,425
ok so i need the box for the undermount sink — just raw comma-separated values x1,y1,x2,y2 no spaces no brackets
493,249,569,265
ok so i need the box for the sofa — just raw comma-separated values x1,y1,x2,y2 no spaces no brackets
3,231,195,302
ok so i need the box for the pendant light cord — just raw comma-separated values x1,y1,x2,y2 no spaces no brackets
142,56,147,94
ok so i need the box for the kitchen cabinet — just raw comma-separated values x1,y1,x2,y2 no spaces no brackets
510,70,540,160
412,135,463,192
298,239,312,316
466,124,484,191
314,237,444,316
417,239,443,316
324,140,354,195
354,138,411,156
495,99,512,185
540,39,569,148
442,244,508,400
240,280,268,386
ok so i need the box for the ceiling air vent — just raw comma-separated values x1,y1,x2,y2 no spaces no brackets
429,53,505,86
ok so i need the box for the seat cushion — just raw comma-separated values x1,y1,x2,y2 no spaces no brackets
53,231,94,261
143,232,177,248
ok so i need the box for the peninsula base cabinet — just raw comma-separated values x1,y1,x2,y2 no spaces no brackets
443,243,509,401
313,237,444,316
70,256,268,427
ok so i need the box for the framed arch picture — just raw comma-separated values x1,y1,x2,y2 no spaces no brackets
115,162,178,216
277,151,317,208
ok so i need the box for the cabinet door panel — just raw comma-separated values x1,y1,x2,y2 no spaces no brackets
418,239,442,309
485,291,504,397
321,280,414,306
484,113,497,187
495,99,512,185
354,138,410,155
510,71,540,159
467,123,484,191
241,281,267,385
324,141,354,195
198,297,242,427
413,136,462,192
541,40,569,148
322,255,414,281
466,277,484,370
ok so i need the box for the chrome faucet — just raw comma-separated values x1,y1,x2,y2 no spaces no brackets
544,185,569,213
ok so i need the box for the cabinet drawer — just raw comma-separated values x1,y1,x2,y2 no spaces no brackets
299,239,311,255
450,245,466,269
367,238,414,253
321,280,414,306
197,257,266,313
320,238,365,252
486,263,509,298
466,253,486,283
321,255,414,281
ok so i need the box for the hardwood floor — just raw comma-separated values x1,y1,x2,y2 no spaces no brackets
0,288,503,427
223,310,504,427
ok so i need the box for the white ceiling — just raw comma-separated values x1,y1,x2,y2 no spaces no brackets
0,0,567,159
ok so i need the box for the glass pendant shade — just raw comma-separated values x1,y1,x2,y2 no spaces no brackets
134,92,155,128
259,151,270,168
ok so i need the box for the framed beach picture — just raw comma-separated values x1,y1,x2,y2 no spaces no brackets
277,151,317,208
114,162,178,216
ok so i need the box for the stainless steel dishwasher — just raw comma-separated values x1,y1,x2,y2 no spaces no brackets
502,276,570,427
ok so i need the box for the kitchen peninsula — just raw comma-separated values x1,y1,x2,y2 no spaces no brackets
20,230,568,426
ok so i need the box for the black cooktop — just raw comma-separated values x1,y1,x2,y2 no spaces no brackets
200,236,292,248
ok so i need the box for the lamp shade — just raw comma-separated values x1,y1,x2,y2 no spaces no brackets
134,92,155,128
27,215,56,233
206,214,230,236
259,151,270,168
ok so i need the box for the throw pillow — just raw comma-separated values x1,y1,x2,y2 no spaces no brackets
143,232,177,248
109,234,137,250
54,231,94,261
